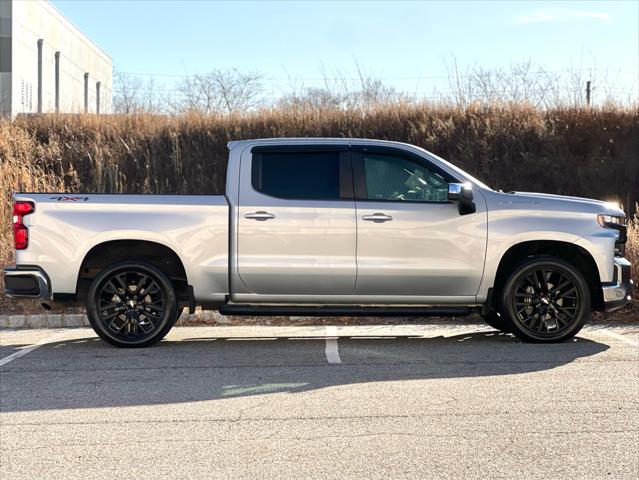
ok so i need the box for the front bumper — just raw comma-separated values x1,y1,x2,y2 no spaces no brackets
601,257,634,312
3,267,52,299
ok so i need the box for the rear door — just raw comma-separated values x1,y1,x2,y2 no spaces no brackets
237,145,357,295
352,146,487,297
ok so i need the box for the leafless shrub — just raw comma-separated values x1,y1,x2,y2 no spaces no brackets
278,63,411,110
627,205,639,273
174,69,264,114
442,55,636,108
113,71,169,114
111,60,635,115
625,205,639,311
444,57,561,108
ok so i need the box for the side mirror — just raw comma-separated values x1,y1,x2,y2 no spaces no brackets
448,183,476,215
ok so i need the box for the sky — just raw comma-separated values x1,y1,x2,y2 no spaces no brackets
52,0,638,102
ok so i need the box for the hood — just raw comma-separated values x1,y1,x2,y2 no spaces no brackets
493,191,626,216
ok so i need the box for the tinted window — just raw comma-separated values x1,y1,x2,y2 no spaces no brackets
362,154,449,202
252,152,341,199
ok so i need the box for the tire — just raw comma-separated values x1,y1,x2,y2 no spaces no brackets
499,257,590,343
87,261,178,348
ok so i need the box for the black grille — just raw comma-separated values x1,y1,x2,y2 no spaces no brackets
614,224,627,257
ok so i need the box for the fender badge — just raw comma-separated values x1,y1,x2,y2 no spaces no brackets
49,196,89,202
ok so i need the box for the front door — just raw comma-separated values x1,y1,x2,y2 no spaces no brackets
237,146,357,295
352,148,487,297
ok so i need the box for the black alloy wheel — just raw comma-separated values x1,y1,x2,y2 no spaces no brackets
502,257,590,343
87,261,178,347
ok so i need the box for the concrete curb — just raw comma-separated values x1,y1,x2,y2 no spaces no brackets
0,313,635,330
0,312,476,329
0,311,231,329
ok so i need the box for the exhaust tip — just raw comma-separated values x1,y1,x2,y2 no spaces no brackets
41,302,52,311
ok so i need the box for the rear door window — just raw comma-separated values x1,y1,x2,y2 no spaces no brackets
252,151,341,200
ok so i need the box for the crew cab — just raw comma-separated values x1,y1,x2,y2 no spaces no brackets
4,138,633,347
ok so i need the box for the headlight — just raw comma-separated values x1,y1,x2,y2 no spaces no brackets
597,214,626,228
597,214,628,257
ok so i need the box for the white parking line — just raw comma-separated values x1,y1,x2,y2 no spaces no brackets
0,331,66,367
325,326,342,364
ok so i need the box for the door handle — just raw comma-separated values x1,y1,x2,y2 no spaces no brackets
244,211,276,221
362,213,393,223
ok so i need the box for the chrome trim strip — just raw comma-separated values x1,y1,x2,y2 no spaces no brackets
231,293,477,305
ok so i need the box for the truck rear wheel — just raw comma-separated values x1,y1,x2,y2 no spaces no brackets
86,261,178,348
500,257,590,343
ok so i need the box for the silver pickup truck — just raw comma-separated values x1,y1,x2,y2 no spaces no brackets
4,138,633,347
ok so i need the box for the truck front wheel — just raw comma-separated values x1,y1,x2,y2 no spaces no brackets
500,257,591,343
86,261,178,348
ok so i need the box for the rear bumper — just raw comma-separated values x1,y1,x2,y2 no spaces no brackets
602,257,633,312
3,267,51,300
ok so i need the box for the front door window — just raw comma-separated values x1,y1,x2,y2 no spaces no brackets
362,154,449,202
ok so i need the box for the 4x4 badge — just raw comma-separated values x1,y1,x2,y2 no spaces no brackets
49,196,89,202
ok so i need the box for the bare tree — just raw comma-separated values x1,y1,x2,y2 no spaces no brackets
277,87,345,110
353,61,409,107
174,69,264,114
278,62,410,110
113,71,143,114
441,54,639,108
443,55,596,108
113,71,168,114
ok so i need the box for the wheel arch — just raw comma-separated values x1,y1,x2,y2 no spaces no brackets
491,240,603,311
75,240,190,302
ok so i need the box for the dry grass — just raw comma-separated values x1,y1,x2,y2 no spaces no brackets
628,207,639,263
0,121,67,268
626,206,639,312
0,104,637,316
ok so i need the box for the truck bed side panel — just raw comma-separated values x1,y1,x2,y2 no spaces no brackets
13,194,229,302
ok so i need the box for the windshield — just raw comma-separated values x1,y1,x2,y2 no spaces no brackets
421,149,494,191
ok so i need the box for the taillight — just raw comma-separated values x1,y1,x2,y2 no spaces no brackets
12,201,34,250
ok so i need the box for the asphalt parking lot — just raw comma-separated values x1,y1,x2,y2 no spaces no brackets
1,322,638,479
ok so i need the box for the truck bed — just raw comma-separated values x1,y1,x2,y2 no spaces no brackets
13,193,230,302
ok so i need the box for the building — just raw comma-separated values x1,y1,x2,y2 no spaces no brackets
0,0,112,117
